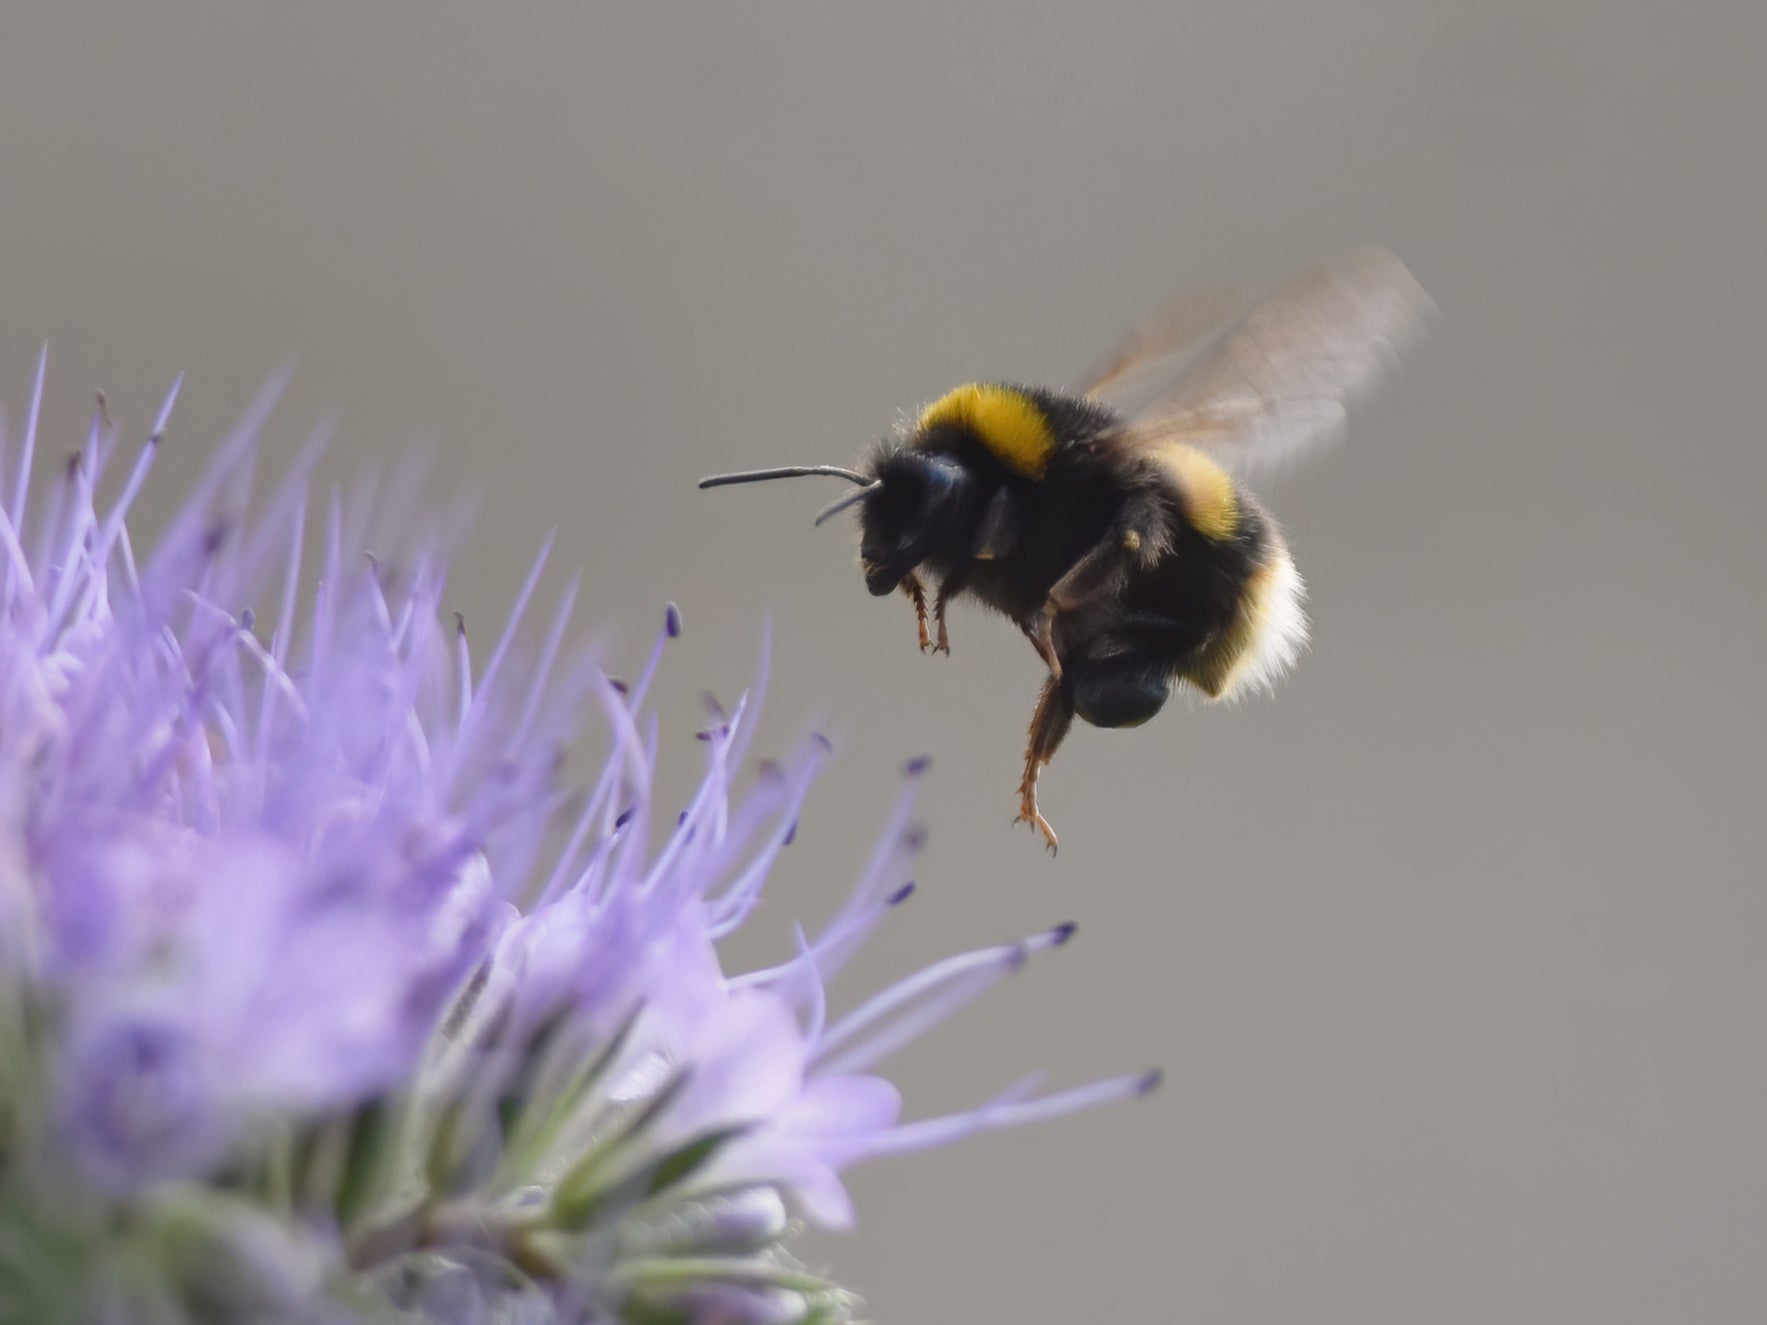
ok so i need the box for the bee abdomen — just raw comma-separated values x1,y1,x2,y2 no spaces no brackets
1182,534,1309,700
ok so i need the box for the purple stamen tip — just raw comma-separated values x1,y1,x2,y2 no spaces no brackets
810,732,834,755
607,677,629,696
783,819,799,846
1050,921,1078,946
1136,1068,1165,1096
613,807,636,830
454,611,467,638
665,602,682,638
886,881,916,906
677,809,690,827
903,755,932,777
238,608,255,632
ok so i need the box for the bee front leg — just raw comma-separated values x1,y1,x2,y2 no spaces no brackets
931,567,970,655
901,574,932,652
1013,673,1074,854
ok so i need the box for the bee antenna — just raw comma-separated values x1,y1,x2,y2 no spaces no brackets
698,465,876,489
812,481,883,526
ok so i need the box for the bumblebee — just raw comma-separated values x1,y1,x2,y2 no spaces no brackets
701,248,1432,851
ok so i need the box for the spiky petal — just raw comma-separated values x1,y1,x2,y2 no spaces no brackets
0,366,1157,1324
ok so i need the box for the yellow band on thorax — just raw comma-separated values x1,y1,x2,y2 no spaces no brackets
917,383,1056,480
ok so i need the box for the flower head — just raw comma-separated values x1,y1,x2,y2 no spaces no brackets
0,351,1156,1323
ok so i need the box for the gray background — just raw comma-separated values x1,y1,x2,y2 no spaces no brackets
4,3,1765,1321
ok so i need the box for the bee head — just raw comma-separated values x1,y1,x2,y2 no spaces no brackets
857,448,967,595
696,448,970,596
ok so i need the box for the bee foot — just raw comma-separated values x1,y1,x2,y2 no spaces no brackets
1012,795,1060,854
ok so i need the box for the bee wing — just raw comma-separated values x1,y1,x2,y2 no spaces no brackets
1113,247,1434,479
1071,280,1245,403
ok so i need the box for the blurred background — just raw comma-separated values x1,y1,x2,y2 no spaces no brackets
3,2,1765,1321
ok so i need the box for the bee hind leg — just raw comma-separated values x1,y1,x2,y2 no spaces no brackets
1023,497,1167,682
1013,674,1074,854
1069,654,1174,730
1021,611,1061,680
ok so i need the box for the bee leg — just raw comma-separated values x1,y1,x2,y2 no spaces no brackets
1012,674,1073,854
901,574,932,652
1020,610,1063,680
1069,650,1175,729
1053,499,1164,607
932,568,969,655
1024,500,1166,679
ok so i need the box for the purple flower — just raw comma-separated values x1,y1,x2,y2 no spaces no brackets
0,351,1156,1323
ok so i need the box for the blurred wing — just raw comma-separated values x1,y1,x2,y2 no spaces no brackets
1118,247,1434,478
1070,280,1245,403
